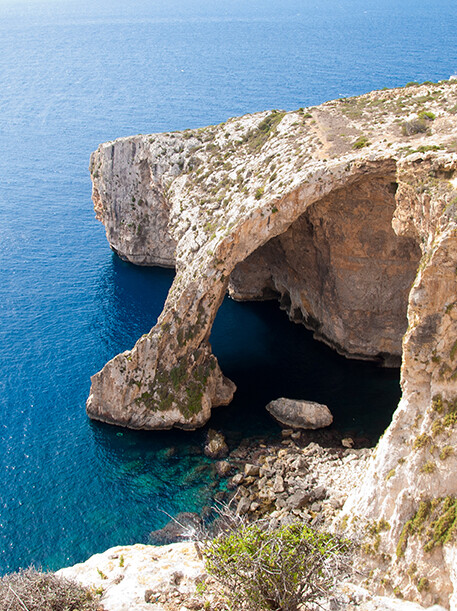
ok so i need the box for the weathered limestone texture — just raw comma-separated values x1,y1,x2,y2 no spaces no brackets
57,542,206,611
229,175,420,362
87,82,457,603
342,154,457,609
90,134,186,267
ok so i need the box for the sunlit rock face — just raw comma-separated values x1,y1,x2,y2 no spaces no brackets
342,154,457,610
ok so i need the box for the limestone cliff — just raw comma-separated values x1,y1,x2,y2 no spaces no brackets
87,81,457,606
343,154,457,608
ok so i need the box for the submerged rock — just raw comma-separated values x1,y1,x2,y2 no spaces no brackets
266,397,333,429
149,512,201,545
342,437,354,448
215,460,232,476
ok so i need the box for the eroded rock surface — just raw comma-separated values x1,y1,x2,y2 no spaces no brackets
229,175,420,361
342,154,457,609
57,542,206,611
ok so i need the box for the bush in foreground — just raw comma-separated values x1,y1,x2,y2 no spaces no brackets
203,519,352,611
0,567,100,611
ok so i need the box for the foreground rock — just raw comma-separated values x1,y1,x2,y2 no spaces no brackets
266,397,333,429
57,542,206,611
56,539,444,611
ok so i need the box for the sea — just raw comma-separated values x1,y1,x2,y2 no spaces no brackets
1,0,457,575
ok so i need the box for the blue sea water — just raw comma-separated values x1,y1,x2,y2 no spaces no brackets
1,0,457,574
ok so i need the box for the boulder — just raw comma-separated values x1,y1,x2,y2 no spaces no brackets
341,437,354,448
236,497,251,516
231,473,244,486
272,474,285,493
215,460,232,476
266,398,333,430
244,463,260,477
204,429,229,459
285,490,310,510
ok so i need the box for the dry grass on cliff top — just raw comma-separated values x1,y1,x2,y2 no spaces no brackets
0,567,102,611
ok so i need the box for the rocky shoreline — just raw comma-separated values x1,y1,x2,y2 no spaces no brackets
215,429,371,528
145,427,372,546
58,432,446,611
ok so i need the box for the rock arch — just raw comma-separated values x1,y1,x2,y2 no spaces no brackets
228,173,420,364
86,155,421,430
86,85,457,605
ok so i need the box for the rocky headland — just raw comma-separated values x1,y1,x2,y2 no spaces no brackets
85,80,457,608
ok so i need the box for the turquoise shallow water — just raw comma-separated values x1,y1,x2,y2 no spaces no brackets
1,0,457,574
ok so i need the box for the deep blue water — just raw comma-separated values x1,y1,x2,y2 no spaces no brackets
1,0,457,575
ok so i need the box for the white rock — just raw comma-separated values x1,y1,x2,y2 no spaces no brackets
57,542,205,611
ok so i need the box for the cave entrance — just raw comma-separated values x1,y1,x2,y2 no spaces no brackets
209,173,422,445
228,174,422,366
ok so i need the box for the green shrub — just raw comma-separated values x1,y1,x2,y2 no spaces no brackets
0,568,100,611
417,577,429,593
418,110,436,120
352,135,370,149
255,186,264,199
244,110,286,152
204,520,351,611
420,460,436,474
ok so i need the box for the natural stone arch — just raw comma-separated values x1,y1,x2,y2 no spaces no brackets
86,156,421,430
86,82,457,607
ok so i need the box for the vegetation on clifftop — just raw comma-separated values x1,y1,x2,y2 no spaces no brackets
0,568,101,611
203,517,352,611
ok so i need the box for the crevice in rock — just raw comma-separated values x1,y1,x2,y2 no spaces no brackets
228,174,422,365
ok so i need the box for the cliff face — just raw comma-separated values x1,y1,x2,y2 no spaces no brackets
90,135,181,267
343,154,457,608
87,82,457,605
